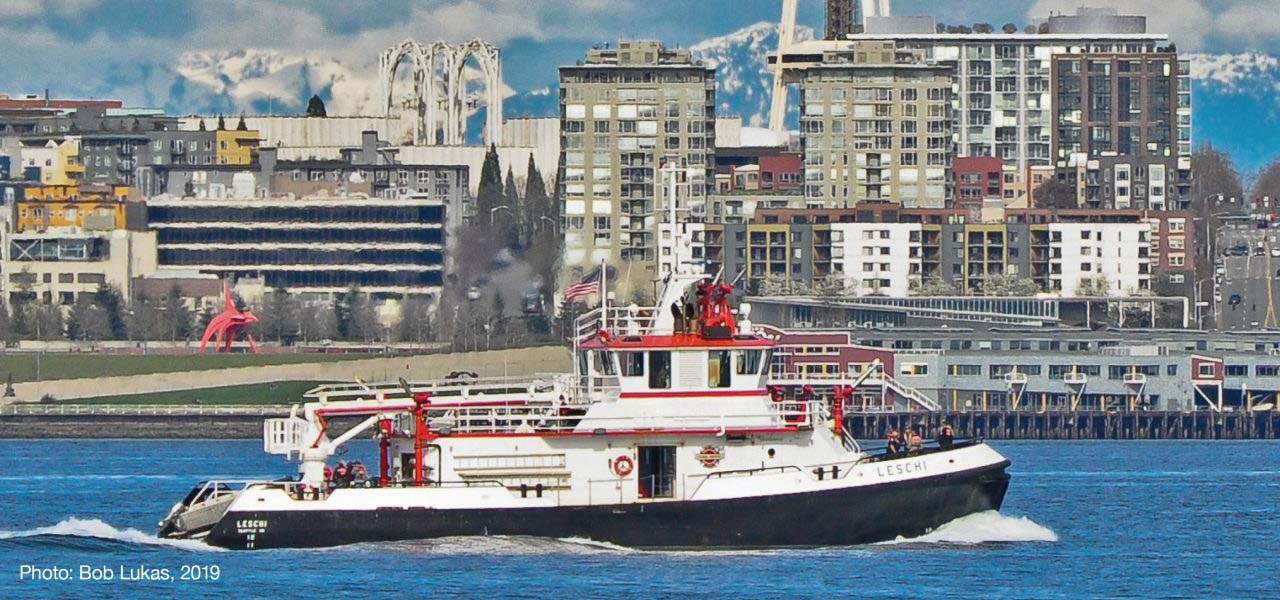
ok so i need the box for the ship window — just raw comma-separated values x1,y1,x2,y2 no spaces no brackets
736,350,763,375
708,350,731,388
619,352,644,377
649,351,671,389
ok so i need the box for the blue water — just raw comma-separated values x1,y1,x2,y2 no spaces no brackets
0,440,1276,599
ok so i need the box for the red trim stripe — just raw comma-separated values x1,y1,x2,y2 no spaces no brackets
442,426,805,439
619,389,768,399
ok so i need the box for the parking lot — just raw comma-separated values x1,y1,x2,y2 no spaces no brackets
1215,224,1280,331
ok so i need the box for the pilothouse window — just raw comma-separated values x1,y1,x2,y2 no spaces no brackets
708,350,731,388
736,350,763,375
649,351,671,389
620,352,645,377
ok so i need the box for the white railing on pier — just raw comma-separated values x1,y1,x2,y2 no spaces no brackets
0,404,289,416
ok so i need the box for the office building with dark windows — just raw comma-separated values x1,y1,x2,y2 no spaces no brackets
146,195,447,298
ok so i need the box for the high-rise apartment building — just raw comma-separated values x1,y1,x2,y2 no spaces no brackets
1050,51,1192,210
798,41,953,208
844,8,1187,199
558,40,716,297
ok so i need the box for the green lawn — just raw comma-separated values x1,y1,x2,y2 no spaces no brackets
75,381,327,405
0,353,373,383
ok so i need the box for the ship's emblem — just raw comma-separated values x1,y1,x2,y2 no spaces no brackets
697,445,723,468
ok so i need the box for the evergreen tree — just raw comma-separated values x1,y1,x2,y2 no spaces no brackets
305,94,327,117
475,144,504,234
67,295,110,341
501,166,520,246
96,284,126,339
0,299,12,345
334,286,354,340
521,154,550,246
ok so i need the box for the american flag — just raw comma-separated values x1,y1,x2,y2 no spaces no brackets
563,270,601,301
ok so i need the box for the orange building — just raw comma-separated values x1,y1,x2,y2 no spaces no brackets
14,184,130,232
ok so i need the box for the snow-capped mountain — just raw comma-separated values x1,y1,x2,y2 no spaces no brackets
690,21,814,127
149,25,1279,168
167,50,381,116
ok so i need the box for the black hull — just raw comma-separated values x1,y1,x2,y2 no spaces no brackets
206,461,1011,550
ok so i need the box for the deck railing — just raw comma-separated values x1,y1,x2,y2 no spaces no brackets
0,404,289,416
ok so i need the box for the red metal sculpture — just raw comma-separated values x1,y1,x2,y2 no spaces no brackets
199,282,260,353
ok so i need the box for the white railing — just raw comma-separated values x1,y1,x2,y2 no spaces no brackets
0,404,289,416
575,305,670,340
428,401,823,436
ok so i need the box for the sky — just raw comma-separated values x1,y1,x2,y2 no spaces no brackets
1,0,1278,167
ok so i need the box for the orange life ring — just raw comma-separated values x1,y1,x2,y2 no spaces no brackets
613,455,634,477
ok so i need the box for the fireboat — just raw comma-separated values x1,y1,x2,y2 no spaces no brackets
158,165,1009,549
157,263,1011,549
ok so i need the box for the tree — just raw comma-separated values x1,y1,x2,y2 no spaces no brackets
305,94,327,117
96,284,126,339
981,273,1039,296
299,301,337,342
160,284,193,341
911,276,958,296
337,286,378,342
1076,275,1112,297
34,304,63,341
1253,158,1280,209
257,287,299,343
501,166,520,247
1034,178,1079,209
396,296,435,345
521,154,551,246
474,144,504,233
66,295,110,341
0,299,13,345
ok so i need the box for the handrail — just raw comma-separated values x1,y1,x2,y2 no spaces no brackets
0,404,290,416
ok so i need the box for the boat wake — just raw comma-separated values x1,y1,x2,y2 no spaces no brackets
879,511,1058,546
0,517,220,552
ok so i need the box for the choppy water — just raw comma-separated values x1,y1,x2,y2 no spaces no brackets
0,440,1275,599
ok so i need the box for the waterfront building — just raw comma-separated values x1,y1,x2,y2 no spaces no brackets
709,206,1191,299
145,194,447,299
558,40,717,298
798,41,953,208
2,229,156,304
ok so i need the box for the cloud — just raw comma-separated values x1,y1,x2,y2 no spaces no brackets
1215,1,1280,46
1187,51,1280,95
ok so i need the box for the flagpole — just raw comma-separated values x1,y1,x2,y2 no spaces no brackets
599,259,607,333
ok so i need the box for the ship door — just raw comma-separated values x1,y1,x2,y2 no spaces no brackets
637,446,676,499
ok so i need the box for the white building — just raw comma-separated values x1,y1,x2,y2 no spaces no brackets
831,222,922,297
1049,222,1150,297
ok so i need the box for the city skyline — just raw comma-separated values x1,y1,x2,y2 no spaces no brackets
2,1,1279,171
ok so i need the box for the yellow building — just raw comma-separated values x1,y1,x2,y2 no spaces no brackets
216,129,260,165
15,184,130,233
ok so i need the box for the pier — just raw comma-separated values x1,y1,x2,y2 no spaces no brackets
843,410,1280,440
